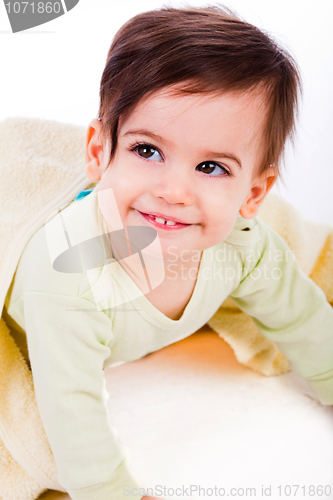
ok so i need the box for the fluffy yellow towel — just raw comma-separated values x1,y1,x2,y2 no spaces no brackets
0,117,332,499
0,117,92,500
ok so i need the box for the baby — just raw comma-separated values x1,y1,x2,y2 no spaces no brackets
4,4,333,500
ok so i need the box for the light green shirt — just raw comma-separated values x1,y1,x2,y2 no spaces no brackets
4,189,333,500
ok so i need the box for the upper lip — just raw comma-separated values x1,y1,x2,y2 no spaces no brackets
137,210,193,225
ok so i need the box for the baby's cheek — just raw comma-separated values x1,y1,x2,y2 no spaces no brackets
97,188,124,231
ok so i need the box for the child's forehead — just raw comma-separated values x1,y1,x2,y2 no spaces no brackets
122,83,267,117
118,85,268,150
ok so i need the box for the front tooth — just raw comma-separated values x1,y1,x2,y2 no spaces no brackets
166,220,176,225
155,217,166,224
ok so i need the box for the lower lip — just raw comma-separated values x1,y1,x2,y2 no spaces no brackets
137,211,191,230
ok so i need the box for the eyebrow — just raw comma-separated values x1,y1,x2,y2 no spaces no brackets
122,128,243,169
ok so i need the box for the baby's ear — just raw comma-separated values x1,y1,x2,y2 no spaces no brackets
85,119,109,182
239,166,278,219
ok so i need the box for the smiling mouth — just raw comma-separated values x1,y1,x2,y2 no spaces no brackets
137,210,192,230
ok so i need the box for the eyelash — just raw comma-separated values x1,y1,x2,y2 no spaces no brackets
128,141,233,178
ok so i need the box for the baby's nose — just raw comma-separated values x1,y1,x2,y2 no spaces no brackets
152,165,194,205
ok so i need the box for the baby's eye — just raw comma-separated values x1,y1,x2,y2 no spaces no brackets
131,143,162,161
196,161,231,177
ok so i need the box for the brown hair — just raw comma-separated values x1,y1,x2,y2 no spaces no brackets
98,3,302,180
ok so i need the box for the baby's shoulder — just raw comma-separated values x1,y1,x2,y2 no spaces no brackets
207,214,285,273
10,193,100,301
10,220,85,304
223,214,262,247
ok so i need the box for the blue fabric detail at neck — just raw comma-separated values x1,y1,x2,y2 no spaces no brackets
74,188,94,201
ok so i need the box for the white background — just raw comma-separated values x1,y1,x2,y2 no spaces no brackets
0,0,332,225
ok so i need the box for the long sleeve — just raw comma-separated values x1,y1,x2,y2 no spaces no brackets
229,217,333,405
7,290,144,500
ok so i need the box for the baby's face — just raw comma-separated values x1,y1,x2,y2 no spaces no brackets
90,87,275,258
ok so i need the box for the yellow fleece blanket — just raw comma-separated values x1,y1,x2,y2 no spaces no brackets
0,117,332,500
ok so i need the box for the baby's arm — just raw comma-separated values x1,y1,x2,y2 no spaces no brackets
8,291,143,500
229,218,333,405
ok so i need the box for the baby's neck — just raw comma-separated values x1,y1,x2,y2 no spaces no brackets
110,236,202,294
